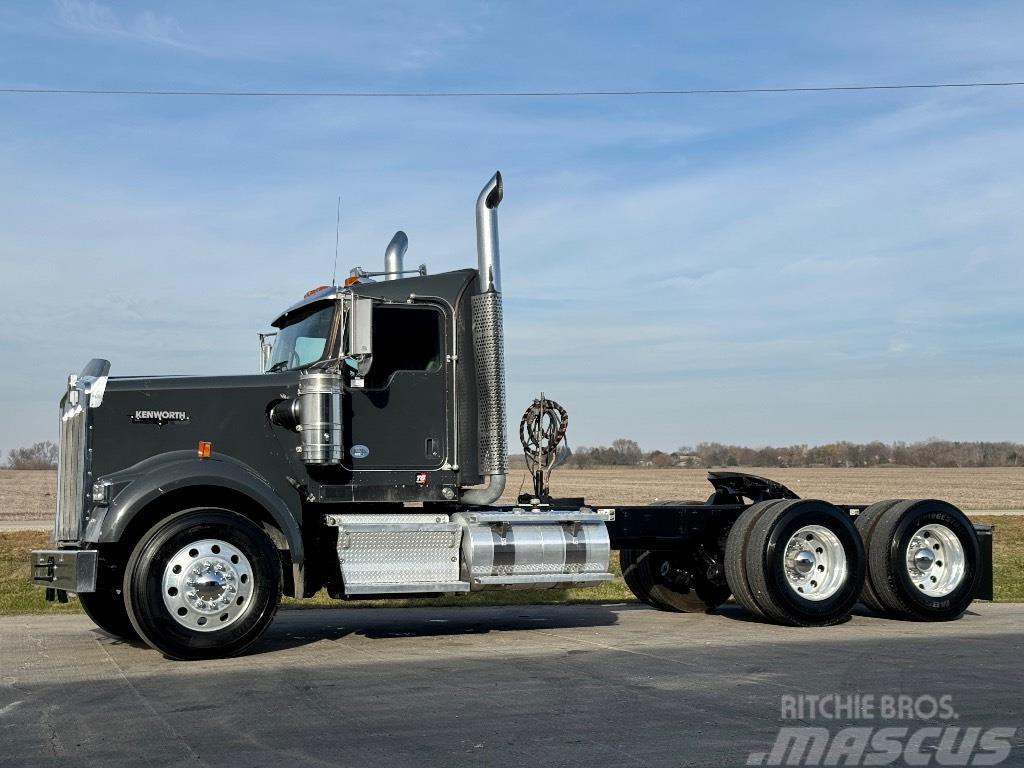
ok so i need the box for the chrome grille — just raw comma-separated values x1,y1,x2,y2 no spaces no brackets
52,361,109,543
55,396,88,543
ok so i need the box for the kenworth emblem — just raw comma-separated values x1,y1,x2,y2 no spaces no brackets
131,410,188,424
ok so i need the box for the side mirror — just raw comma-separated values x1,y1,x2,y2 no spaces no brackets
344,296,374,384
258,332,277,373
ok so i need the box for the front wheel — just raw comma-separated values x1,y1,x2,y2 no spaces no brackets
78,588,138,640
124,509,282,660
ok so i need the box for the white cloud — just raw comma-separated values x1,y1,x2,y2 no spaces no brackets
53,0,190,49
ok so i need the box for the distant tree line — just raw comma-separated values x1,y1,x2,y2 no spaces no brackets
513,439,1024,469
9,438,1023,471
4,441,59,470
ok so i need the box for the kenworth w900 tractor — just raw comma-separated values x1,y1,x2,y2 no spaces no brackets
31,173,992,659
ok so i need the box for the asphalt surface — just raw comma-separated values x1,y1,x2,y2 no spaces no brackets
1,603,1021,767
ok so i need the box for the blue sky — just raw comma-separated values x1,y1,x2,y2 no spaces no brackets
1,1,1023,454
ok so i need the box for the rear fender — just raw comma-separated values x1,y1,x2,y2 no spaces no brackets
706,471,800,504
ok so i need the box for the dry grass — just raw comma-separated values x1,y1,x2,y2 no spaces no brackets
0,531,81,616
975,515,1024,603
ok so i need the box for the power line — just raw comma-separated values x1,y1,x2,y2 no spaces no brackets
1,81,1023,99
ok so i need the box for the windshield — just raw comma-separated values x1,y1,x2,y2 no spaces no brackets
267,303,337,372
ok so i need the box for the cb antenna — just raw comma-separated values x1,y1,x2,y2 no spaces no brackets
331,195,341,286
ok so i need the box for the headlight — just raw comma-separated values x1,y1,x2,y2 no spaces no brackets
91,481,111,505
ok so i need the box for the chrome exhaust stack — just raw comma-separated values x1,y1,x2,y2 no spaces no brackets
462,172,508,506
475,172,502,292
384,231,408,281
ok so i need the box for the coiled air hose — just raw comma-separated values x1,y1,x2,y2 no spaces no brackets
519,395,569,499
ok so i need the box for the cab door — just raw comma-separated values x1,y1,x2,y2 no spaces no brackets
343,302,450,470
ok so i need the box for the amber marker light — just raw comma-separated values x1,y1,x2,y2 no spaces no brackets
197,441,212,458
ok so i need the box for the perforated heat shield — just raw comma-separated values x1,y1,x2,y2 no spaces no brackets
471,291,508,475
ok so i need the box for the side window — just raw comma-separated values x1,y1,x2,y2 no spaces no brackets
364,305,443,388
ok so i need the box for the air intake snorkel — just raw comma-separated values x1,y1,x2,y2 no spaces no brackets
461,172,508,505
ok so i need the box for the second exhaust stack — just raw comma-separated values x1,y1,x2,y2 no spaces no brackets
384,231,408,281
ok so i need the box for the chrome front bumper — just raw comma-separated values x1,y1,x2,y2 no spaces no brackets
31,549,98,594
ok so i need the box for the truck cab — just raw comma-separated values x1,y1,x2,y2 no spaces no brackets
31,173,616,659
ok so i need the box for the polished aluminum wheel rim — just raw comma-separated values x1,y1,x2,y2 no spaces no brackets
906,524,965,598
783,525,848,601
162,539,254,632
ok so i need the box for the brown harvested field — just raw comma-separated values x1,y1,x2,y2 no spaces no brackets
2,467,1021,525
499,466,1024,511
0,470,57,521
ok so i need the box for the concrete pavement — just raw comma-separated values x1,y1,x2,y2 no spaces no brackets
0,602,1021,767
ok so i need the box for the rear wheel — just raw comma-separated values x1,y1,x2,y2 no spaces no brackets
864,499,979,621
737,499,865,626
853,500,903,614
724,499,788,619
78,588,138,640
124,509,282,660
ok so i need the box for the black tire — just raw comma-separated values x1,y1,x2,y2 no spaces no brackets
744,499,865,627
853,500,904,613
866,499,980,621
652,570,731,612
620,500,702,609
124,509,282,660
78,589,138,640
620,549,663,609
619,500,726,612
724,499,787,619
619,549,730,613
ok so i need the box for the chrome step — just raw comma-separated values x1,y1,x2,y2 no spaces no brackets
343,581,471,595
471,573,614,587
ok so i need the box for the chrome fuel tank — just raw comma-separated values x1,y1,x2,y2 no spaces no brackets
454,508,613,590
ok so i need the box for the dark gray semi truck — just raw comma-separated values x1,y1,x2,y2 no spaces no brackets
31,173,992,659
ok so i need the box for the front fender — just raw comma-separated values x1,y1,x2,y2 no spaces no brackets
85,451,304,579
